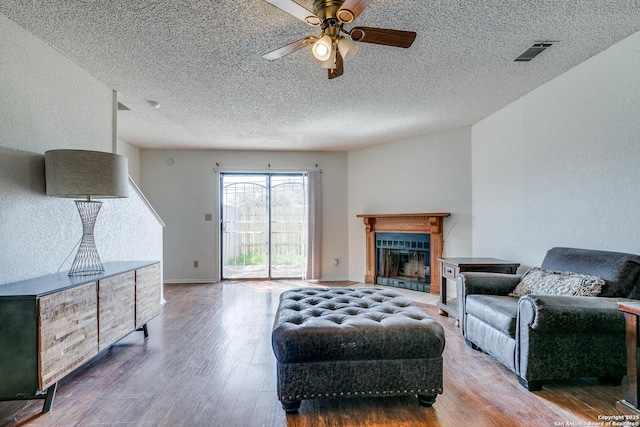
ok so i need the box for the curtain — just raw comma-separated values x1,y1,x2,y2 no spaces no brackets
214,169,222,281
306,171,322,280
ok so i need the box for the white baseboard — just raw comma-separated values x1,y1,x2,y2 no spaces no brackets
163,279,220,284
163,277,353,284
318,277,353,282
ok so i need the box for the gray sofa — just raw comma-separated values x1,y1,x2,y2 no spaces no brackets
457,247,640,391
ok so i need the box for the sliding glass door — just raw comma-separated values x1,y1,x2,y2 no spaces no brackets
221,173,307,279
270,175,307,278
221,174,269,278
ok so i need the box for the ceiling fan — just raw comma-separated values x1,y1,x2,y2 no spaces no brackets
262,0,417,79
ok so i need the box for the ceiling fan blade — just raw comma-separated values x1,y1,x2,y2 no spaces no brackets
328,50,344,79
336,0,373,22
262,37,314,61
262,0,322,26
351,26,417,48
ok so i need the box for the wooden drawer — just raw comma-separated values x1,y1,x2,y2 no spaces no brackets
442,263,457,280
38,282,98,390
135,263,161,328
98,271,135,351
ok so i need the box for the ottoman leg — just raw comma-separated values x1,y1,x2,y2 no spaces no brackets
281,399,301,414
416,393,437,407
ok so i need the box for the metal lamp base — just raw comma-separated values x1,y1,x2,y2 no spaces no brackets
69,200,104,276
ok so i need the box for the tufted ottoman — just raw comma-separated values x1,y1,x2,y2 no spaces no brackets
271,287,445,413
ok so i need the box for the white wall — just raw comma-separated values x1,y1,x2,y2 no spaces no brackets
140,149,348,283
0,14,163,285
472,31,640,271
347,128,473,296
118,139,141,185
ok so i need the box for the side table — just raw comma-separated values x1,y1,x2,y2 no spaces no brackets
437,257,520,319
617,301,640,416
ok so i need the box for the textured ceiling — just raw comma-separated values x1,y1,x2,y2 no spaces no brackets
1,1,639,151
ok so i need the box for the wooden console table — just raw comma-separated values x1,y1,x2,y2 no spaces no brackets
0,261,161,413
437,257,520,319
617,301,640,416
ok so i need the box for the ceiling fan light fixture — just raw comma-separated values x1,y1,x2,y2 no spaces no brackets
312,34,333,61
337,37,358,61
261,0,417,79
319,46,337,69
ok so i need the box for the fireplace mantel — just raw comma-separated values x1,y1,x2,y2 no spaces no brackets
357,213,450,294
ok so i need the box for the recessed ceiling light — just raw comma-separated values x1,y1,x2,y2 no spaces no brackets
514,42,554,62
146,100,160,109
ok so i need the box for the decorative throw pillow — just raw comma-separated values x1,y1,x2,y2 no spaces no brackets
509,267,604,298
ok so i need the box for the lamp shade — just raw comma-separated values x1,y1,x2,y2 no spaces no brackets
312,35,333,61
319,47,337,69
338,37,359,61
45,149,129,199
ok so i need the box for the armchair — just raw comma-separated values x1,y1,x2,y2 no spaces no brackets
457,247,640,391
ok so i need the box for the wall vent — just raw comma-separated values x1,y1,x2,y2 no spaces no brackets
514,42,554,62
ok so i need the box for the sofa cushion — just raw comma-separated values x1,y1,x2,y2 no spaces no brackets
509,267,604,298
466,295,519,338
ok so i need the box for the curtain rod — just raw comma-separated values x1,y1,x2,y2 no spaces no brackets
212,165,322,173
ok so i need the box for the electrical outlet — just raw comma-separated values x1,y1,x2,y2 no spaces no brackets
194,260,198,268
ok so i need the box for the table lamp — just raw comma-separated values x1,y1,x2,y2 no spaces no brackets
45,149,129,276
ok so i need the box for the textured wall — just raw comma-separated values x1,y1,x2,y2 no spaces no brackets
0,14,162,285
0,15,112,154
471,31,640,270
347,127,473,289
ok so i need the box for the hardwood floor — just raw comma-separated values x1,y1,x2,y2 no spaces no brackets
0,280,628,426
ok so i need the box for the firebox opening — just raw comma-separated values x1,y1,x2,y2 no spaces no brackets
375,232,430,292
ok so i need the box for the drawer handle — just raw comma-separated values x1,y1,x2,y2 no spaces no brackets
445,266,454,275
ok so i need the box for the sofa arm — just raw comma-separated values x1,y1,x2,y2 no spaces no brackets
518,295,629,333
457,272,522,297
457,272,522,336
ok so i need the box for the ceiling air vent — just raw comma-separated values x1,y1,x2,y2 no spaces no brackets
514,42,554,62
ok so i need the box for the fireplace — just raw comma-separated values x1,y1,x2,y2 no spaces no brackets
376,233,430,292
357,213,450,294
